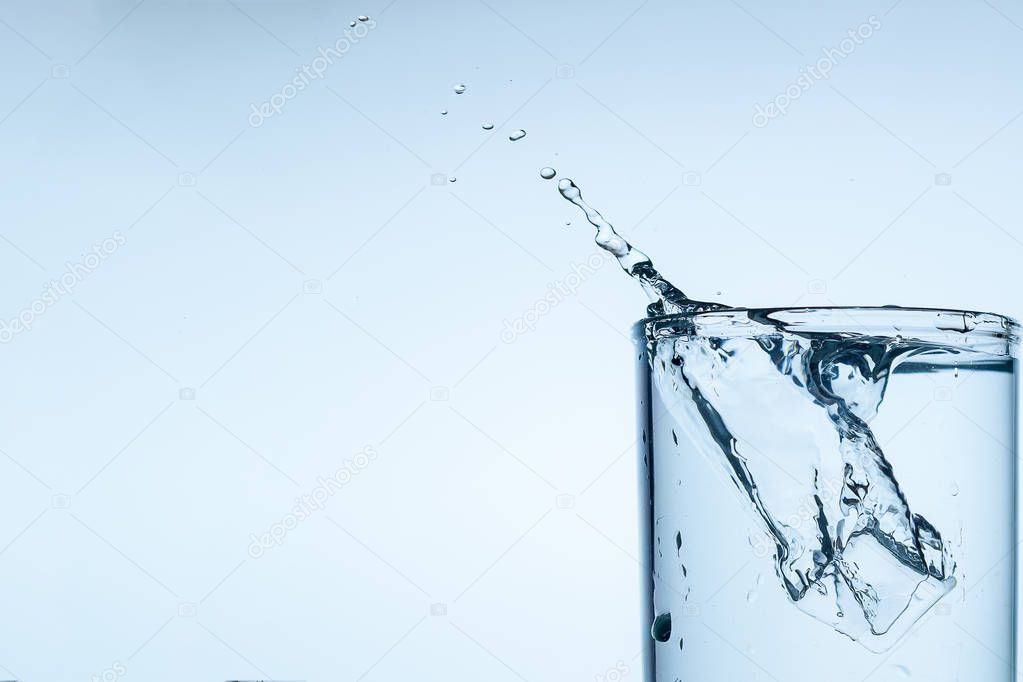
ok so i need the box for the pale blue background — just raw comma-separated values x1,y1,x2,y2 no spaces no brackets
0,1,1020,680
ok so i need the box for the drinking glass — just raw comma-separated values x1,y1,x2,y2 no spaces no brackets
634,307,1020,681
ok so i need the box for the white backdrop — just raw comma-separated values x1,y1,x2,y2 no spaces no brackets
0,1,1020,680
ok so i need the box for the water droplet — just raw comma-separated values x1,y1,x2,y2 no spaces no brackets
358,15,370,21
508,129,526,141
894,664,911,678
348,20,356,27
440,110,448,116
564,221,571,226
448,177,457,183
651,612,671,642
540,167,556,180
679,637,685,651
951,483,960,496
675,531,682,554
746,590,759,603
482,122,494,130
454,84,466,95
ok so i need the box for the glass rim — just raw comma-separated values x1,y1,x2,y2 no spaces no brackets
634,305,1021,351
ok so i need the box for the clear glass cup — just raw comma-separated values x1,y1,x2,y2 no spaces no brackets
634,307,1020,681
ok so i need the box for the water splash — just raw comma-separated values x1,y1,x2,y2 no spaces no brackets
557,178,722,316
558,177,961,650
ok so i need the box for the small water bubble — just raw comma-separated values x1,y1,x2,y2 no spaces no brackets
454,84,466,95
348,20,356,27
440,109,448,116
651,612,671,642
482,122,494,130
448,177,457,183
540,167,556,180
951,483,960,496
508,129,526,141
564,221,571,226
358,15,370,21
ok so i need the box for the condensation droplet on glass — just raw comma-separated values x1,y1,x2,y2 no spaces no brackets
540,167,556,180
454,84,466,94
358,15,370,21
951,483,959,496
746,590,758,603
679,637,685,651
482,122,494,130
651,612,671,642
440,110,448,116
508,129,526,141
448,177,456,183
348,20,356,27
